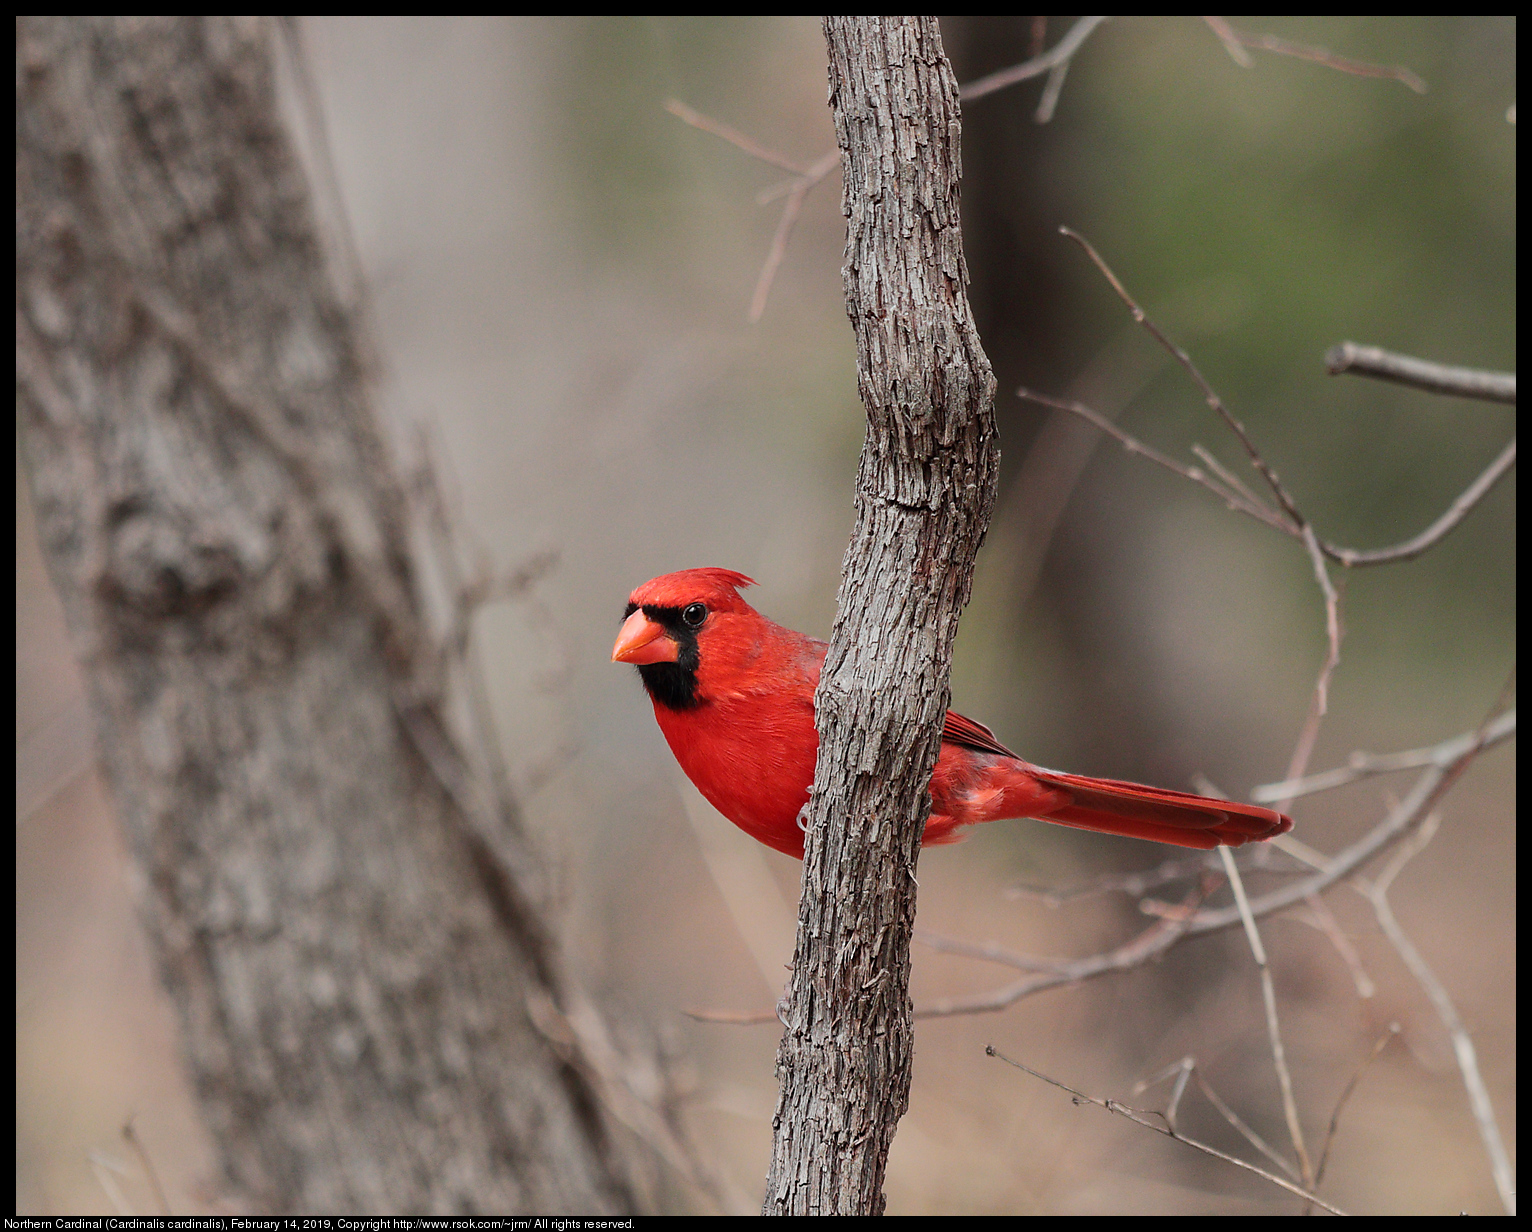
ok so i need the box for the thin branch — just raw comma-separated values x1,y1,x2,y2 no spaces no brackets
1004,845,1313,909
682,1006,781,1027
1301,525,1343,721
1294,892,1377,1000
914,930,1082,975
1034,57,1071,124
1252,708,1516,803
913,876,1218,1018
1356,817,1517,1216
985,1048,1349,1216
960,16,1111,103
1015,388,1293,533
701,709,1510,1027
664,98,808,175
1030,379,1515,570
1134,1057,1301,1183
1186,694,1512,935
1270,525,1346,814
748,153,842,324
1058,226,1309,529
665,102,839,322
1219,846,1314,1188
1202,18,1428,93
1193,1068,1303,1184
1306,1024,1399,1213
1321,438,1516,567
1028,15,1049,59
1191,442,1269,513
931,709,1509,1017
1046,229,1514,571
1325,341,1515,404
1202,16,1254,67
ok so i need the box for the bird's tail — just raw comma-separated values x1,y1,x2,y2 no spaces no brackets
1026,766,1291,849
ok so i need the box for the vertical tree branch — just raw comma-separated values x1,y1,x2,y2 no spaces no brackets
764,16,998,1216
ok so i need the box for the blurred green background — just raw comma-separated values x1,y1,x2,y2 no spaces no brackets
17,17,1514,1215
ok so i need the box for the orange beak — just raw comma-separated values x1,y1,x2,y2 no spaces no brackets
611,609,679,665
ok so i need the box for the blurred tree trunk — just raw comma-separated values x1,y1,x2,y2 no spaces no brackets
764,17,998,1215
16,16,630,1215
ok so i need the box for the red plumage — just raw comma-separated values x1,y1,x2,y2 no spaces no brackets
612,568,1291,860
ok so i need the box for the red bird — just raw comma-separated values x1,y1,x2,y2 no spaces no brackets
612,568,1291,860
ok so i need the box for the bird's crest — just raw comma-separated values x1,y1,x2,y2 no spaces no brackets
626,567,758,613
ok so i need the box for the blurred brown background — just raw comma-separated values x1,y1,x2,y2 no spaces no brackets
17,17,1514,1215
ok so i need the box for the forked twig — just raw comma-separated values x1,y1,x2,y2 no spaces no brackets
1305,1024,1399,1213
1321,438,1516,567
1253,708,1516,803
1014,388,1293,534
986,1047,1349,1215
1040,229,1515,570
1059,226,1309,530
960,16,1111,104
665,101,839,321
1355,815,1516,1216
1219,846,1314,1188
1134,1056,1300,1183
665,99,807,175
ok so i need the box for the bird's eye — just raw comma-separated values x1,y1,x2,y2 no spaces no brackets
682,602,706,628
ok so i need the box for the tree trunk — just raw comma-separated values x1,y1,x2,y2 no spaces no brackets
763,17,999,1216
16,16,630,1214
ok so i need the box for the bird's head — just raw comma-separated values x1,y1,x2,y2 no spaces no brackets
611,568,759,710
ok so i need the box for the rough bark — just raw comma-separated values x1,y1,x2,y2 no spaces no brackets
763,17,999,1216
16,17,630,1214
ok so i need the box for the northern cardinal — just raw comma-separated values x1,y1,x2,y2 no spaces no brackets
612,568,1291,859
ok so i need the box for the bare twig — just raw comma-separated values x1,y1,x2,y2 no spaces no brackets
1042,231,1513,571
1321,438,1517,567
1015,388,1293,533
1185,706,1508,935
1219,846,1314,1188
748,150,838,323
1202,16,1254,67
665,102,838,321
1191,442,1269,513
698,713,1508,1052
1325,341,1515,404
664,99,807,175
1270,525,1346,814
1006,851,1215,907
1306,1024,1399,1212
869,711,1508,1023
960,16,1111,104
1058,227,1309,529
1034,58,1071,124
1253,708,1516,803
914,930,1081,975
1294,892,1377,1000
1028,15,1049,59
682,1006,781,1026
1134,1057,1301,1182
914,876,1218,1018
1356,816,1516,1215
1004,845,1314,909
1202,18,1428,93
986,1048,1350,1215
